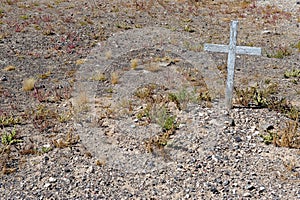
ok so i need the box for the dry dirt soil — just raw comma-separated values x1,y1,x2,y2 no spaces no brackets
0,0,299,199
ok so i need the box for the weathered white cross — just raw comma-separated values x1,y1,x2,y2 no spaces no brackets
204,20,261,109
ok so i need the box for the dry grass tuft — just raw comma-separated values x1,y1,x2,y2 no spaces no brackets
4,65,16,71
111,72,119,84
75,59,86,65
145,64,161,72
274,120,300,148
130,58,139,70
91,72,106,81
96,159,106,166
23,78,36,91
105,50,112,59
52,131,80,148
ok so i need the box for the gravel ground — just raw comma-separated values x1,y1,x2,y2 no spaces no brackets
0,0,299,199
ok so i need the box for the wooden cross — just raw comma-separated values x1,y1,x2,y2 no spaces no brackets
204,20,261,109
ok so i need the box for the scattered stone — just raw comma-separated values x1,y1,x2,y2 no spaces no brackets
87,166,94,174
48,177,57,183
44,183,51,188
243,192,252,197
246,184,255,191
259,186,266,193
234,136,242,143
223,180,230,186
1,75,7,81
210,187,219,194
261,123,274,131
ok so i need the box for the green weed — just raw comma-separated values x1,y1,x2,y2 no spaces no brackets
0,115,21,127
1,128,22,146
267,46,292,59
260,131,276,145
284,69,300,78
168,88,200,110
41,146,52,153
150,106,177,131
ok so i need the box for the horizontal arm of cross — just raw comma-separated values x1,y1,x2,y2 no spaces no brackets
204,44,261,56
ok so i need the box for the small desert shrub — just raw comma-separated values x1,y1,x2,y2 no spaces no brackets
52,131,80,148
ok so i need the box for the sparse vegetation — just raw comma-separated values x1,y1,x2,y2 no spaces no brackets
150,105,178,131
261,120,300,149
235,82,300,121
267,46,292,59
75,59,85,65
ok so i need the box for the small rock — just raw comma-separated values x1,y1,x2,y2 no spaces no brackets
1,76,7,81
223,180,230,186
262,30,271,34
44,183,51,188
212,155,219,162
49,177,57,183
243,192,251,197
261,123,274,131
246,184,255,191
225,118,235,126
252,131,260,137
87,166,94,173
64,168,71,173
179,123,186,128
210,187,219,194
234,136,242,143
259,186,266,193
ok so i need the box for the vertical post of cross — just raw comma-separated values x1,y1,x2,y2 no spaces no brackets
225,21,238,109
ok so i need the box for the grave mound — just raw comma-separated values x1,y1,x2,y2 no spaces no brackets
72,27,227,173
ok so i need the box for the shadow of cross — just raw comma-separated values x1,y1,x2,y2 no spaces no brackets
204,20,261,109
